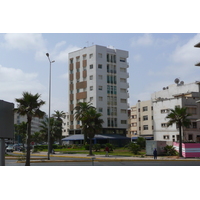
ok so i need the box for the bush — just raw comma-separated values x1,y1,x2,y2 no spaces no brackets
93,144,101,152
164,145,178,156
84,144,90,150
104,143,115,152
125,142,141,155
136,137,146,149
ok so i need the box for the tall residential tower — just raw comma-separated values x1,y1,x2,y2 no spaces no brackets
68,45,129,136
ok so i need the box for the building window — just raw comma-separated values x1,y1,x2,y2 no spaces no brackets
99,108,103,112
89,54,93,59
120,57,126,62
90,64,93,69
161,109,169,113
90,75,93,80
121,109,127,114
143,115,148,121
188,134,193,140
121,120,127,124
99,86,103,90
132,115,137,119
120,88,126,93
143,106,148,111
98,53,102,58
192,122,197,129
143,125,148,130
76,57,80,62
120,68,126,72
98,75,103,80
98,64,102,69
99,96,103,101
90,86,93,91
90,97,93,102
161,123,167,127
120,78,126,83
83,55,87,60
121,99,127,103
70,59,73,64
163,135,170,140
187,107,197,115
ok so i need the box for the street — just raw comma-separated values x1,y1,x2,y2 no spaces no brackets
5,159,200,166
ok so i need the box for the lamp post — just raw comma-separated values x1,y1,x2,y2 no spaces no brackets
46,53,55,160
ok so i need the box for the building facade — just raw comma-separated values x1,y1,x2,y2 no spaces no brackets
62,112,69,137
152,80,200,142
128,100,153,139
68,45,129,136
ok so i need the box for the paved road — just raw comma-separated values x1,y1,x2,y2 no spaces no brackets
5,159,200,166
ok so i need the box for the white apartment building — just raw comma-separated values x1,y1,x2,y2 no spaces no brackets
128,100,153,139
152,80,200,142
14,113,47,135
62,112,69,137
68,45,129,136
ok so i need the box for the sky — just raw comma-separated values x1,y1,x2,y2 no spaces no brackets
1,33,200,115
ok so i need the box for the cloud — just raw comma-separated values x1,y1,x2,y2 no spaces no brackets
131,33,179,47
54,45,81,63
133,54,142,62
131,33,153,46
3,33,46,51
0,65,46,104
171,33,200,65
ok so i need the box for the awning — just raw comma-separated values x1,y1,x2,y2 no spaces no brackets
62,134,130,141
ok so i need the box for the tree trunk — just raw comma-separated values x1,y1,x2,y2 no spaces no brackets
179,123,183,157
89,138,93,156
25,118,31,166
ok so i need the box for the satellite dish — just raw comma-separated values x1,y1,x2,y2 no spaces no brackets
180,81,184,85
174,78,180,84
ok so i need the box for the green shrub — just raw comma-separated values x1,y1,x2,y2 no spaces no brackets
84,144,90,150
136,137,146,149
104,143,115,152
93,144,101,152
125,142,141,155
164,145,178,156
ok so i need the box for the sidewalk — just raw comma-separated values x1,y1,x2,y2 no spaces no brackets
8,151,200,163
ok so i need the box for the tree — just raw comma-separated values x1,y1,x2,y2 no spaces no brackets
166,107,191,157
52,110,66,145
40,117,61,151
81,107,104,156
74,102,95,144
14,122,27,146
136,137,146,149
31,132,43,145
15,92,45,166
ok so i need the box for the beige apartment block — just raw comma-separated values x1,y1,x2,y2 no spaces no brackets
128,100,153,139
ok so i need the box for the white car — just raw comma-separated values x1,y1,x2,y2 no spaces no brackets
6,145,14,152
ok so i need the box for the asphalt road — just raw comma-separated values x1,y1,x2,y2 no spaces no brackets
5,159,200,166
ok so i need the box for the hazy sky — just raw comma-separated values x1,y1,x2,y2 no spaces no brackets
1,33,200,114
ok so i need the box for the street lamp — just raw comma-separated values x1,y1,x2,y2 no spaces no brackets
46,53,55,160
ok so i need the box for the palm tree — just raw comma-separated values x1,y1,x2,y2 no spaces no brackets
14,121,27,146
52,110,66,145
81,107,104,156
166,107,191,157
74,102,95,144
40,117,61,151
15,92,45,166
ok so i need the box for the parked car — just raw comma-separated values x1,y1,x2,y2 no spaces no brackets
6,145,14,152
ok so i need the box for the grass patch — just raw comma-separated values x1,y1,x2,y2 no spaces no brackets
52,147,146,157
